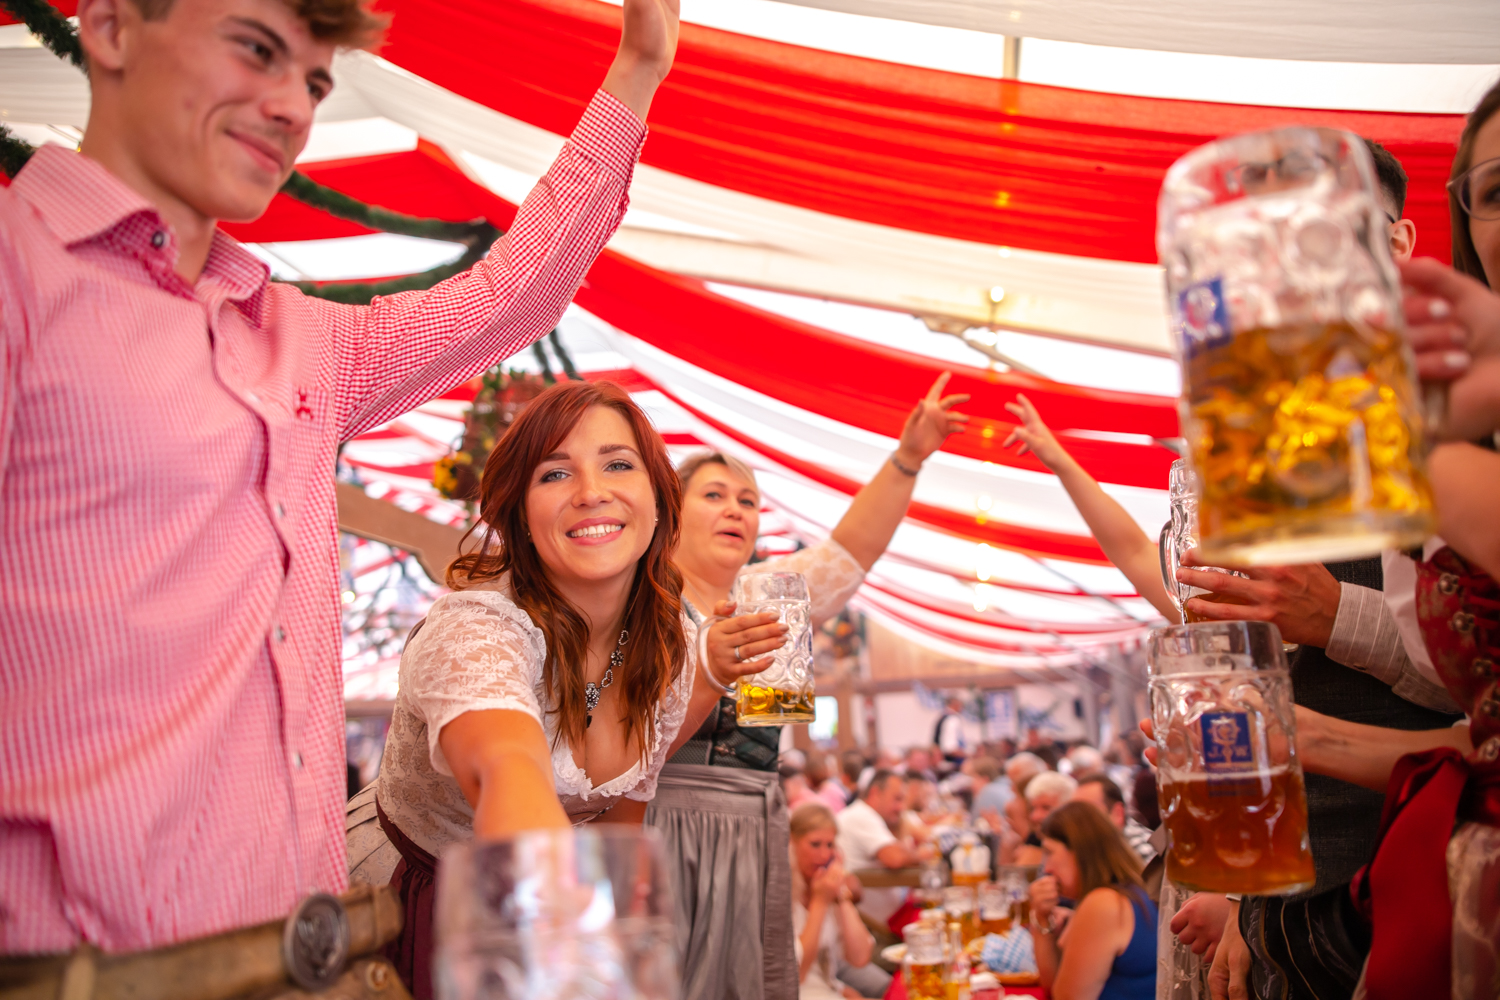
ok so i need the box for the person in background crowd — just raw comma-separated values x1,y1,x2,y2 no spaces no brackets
904,746,939,782
1130,768,1160,831
840,751,868,806
0,0,680,954
782,763,816,811
790,803,883,1000
1029,802,1158,1000
1064,744,1105,778
1025,771,1079,834
969,755,1012,825
836,771,927,930
1017,770,1078,867
1000,752,1049,863
899,773,937,843
1073,774,1154,862
933,695,968,765
859,747,903,795
806,750,849,814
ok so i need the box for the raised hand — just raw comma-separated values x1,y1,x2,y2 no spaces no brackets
1002,393,1072,471
602,0,681,120
895,372,970,468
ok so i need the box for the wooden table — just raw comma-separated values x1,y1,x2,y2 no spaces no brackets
851,867,925,888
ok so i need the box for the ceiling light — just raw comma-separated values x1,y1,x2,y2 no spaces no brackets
989,285,1006,303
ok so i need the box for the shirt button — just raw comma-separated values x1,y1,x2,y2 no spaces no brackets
275,626,287,643
292,751,304,769
150,230,165,249
1451,612,1475,634
1438,572,1460,595
1476,657,1495,679
275,502,286,519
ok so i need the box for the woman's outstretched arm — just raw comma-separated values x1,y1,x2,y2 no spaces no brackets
1004,393,1178,620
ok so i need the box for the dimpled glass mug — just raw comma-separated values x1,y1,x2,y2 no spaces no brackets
434,827,679,1000
731,571,815,726
1148,621,1315,895
1157,127,1435,565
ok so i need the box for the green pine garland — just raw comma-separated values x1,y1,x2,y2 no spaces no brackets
0,0,81,65
0,0,504,307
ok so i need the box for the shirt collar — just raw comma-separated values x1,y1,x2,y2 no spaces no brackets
14,145,271,320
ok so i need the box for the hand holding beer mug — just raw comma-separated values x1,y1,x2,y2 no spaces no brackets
731,571,815,726
1158,128,1435,564
1148,621,1315,895
1158,458,1251,622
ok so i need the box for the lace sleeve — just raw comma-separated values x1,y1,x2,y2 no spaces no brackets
398,591,547,778
754,538,866,626
625,612,698,802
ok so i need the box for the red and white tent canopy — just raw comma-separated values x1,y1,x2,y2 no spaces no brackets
4,0,1494,688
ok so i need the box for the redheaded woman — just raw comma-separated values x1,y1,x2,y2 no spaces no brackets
371,380,773,998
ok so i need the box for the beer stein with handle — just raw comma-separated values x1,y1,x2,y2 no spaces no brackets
434,826,679,1000
1148,621,1315,895
1157,458,1255,626
732,571,815,726
1157,128,1434,565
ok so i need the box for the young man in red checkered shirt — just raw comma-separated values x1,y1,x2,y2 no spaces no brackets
0,0,678,954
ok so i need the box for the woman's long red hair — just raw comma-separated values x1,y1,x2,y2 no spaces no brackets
447,381,685,755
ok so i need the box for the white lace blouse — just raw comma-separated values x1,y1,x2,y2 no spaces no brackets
376,576,696,857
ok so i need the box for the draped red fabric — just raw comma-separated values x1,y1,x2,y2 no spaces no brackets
226,143,1183,492
371,0,1463,264
219,140,519,244
574,250,1180,487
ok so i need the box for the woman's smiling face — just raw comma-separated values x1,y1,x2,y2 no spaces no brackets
525,405,658,591
676,462,760,578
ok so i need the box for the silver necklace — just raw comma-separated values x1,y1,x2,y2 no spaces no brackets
585,629,628,729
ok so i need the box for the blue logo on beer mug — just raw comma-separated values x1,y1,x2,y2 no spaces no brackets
1176,278,1231,359
1200,711,1257,796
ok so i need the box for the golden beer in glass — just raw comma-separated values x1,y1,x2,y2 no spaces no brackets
1149,621,1315,895
903,923,947,1000
731,572,815,726
1159,127,1434,565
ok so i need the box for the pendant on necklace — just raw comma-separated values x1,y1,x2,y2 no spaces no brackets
584,629,628,731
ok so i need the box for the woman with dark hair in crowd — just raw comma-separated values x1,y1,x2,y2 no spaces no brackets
1028,801,1157,1000
366,381,773,999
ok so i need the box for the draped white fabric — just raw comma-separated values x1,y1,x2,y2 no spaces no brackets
748,0,1500,64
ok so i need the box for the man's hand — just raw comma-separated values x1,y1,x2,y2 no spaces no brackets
601,0,680,120
1400,257,1500,442
1208,899,1251,1000
1171,892,1232,963
1002,393,1074,472
895,372,971,469
1177,549,1341,647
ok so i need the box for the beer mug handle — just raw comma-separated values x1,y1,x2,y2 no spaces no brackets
696,615,737,695
1158,520,1183,621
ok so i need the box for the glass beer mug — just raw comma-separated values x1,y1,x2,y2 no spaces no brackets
1157,127,1434,565
731,571,815,726
901,922,947,1000
434,827,680,1000
1148,621,1315,895
1158,458,1249,622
